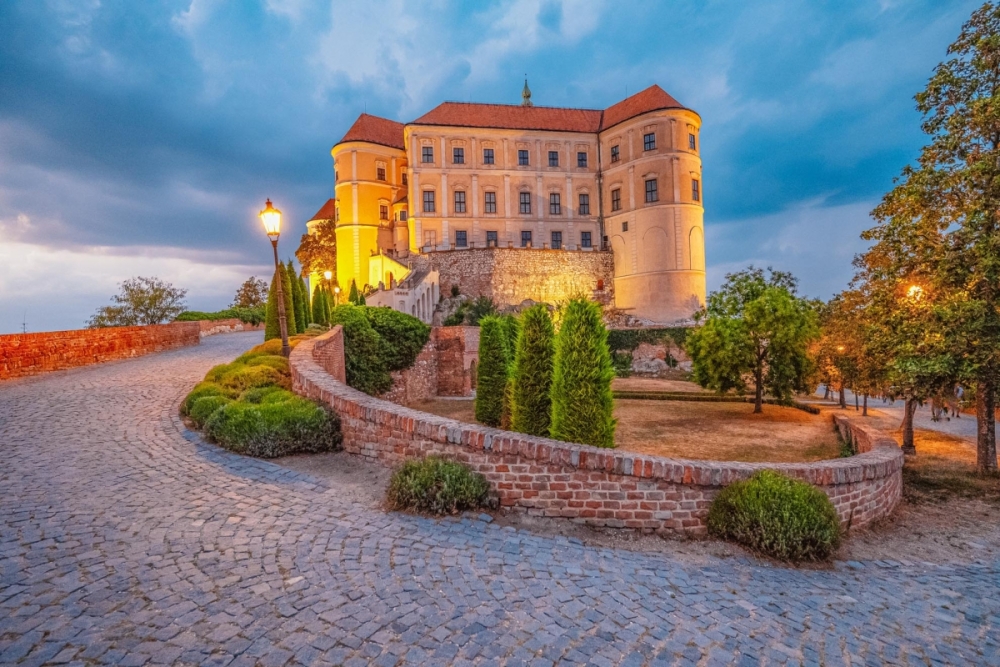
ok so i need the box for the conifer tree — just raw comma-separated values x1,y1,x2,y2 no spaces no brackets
511,305,555,437
349,280,360,305
475,315,509,427
264,269,280,341
549,298,616,448
279,262,298,335
286,260,306,333
299,276,310,326
312,285,327,326
499,314,520,429
324,287,334,324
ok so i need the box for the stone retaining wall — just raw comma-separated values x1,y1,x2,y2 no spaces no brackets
292,328,903,534
0,322,201,381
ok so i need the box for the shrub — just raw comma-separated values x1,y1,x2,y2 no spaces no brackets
475,315,509,427
204,397,342,458
218,365,289,392
612,351,634,378
264,269,281,341
175,307,265,324
280,262,298,335
239,386,286,404
466,296,497,326
181,381,236,415
330,305,391,395
189,395,233,427
550,298,616,448
242,354,289,374
362,307,431,371
385,456,491,514
706,470,842,562
510,305,555,437
312,285,328,326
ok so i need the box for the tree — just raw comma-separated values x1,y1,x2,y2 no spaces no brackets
280,262,298,335
549,298,616,448
231,277,268,308
510,305,555,437
286,260,306,333
264,269,281,341
499,313,521,429
87,277,187,328
312,285,328,326
475,315,509,427
295,219,337,279
687,267,819,413
299,276,310,325
863,4,1000,472
348,280,360,306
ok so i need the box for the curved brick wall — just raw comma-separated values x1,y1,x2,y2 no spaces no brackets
292,327,903,534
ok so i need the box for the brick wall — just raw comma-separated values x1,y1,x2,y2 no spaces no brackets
292,328,903,534
435,326,478,396
411,247,615,307
383,340,438,404
0,322,201,381
197,319,265,337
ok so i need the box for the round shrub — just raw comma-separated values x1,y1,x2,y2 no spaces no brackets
203,397,342,458
188,395,233,428
239,386,286,404
706,470,842,562
386,457,491,514
218,365,289,392
181,381,236,415
362,307,431,371
242,354,290,375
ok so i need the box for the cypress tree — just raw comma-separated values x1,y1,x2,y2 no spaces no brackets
279,262,298,335
324,287,334,324
264,269,280,341
286,260,305,333
349,280,360,305
300,276,310,326
475,315,509,427
312,285,327,326
550,298,616,448
499,314,520,429
511,305,555,437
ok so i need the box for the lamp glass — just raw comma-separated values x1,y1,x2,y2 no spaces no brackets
259,199,282,238
324,271,333,280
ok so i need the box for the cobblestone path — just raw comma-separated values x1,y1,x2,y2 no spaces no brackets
2,332,998,666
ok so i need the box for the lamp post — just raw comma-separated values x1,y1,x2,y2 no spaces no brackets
260,199,291,358
334,285,341,305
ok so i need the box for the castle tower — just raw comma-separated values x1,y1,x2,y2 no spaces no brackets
598,86,705,322
330,114,408,292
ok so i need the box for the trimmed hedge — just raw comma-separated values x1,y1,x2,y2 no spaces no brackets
175,306,265,325
706,470,841,561
189,395,233,427
386,456,491,514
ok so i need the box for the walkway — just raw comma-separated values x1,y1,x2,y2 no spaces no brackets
1,333,997,666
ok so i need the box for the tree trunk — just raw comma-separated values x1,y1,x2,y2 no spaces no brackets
824,386,831,400
753,364,763,414
839,385,846,409
855,391,859,411
863,394,868,417
901,397,917,455
976,378,998,473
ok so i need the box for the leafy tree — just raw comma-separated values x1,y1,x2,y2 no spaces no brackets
295,219,338,279
475,315,509,427
510,305,555,437
687,267,819,413
862,4,1000,471
88,276,187,328
549,298,616,448
231,277,268,308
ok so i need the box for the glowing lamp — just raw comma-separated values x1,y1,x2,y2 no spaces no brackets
324,270,333,280
259,199,282,240
334,286,341,294
836,345,845,353
907,284,924,300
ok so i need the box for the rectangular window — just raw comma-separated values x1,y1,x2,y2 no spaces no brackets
551,231,562,250
644,132,656,151
483,148,495,165
423,230,436,247
379,204,388,220
549,193,561,215
453,147,464,164
486,230,498,247
521,230,532,247
611,188,621,212
484,191,497,214
455,230,467,247
581,231,592,248
376,166,386,181
610,145,620,163
548,151,559,167
692,179,701,202
645,178,658,203
578,193,590,215
689,133,697,151
454,191,466,213
402,172,408,186
518,149,529,166
577,151,587,168
399,210,408,221
519,191,531,214
422,190,435,213
421,146,434,163
622,221,629,232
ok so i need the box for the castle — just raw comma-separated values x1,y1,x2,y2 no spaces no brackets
305,83,705,324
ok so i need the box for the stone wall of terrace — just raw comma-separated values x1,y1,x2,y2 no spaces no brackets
292,327,904,534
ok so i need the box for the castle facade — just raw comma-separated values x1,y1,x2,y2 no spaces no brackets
311,84,705,323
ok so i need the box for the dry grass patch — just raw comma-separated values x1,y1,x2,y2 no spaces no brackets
411,398,840,463
611,377,706,393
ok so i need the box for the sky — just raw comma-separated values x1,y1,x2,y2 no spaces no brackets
0,0,983,333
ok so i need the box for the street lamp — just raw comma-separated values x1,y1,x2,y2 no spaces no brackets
259,199,290,358
334,285,341,305
907,284,924,301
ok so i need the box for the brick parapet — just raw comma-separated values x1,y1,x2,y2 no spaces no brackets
292,328,903,534
0,322,201,381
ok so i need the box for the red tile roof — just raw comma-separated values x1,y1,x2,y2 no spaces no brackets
601,85,687,130
337,113,406,150
411,103,603,133
308,198,336,221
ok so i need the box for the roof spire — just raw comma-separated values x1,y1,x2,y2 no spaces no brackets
521,76,533,107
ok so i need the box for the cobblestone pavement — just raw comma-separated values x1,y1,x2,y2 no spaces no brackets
2,332,998,667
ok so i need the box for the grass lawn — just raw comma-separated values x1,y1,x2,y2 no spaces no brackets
409,397,842,463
